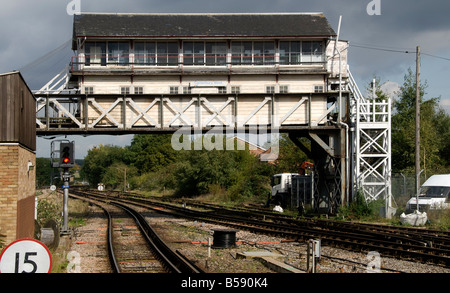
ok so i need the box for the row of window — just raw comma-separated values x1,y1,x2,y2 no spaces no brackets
85,85,325,95
83,40,325,66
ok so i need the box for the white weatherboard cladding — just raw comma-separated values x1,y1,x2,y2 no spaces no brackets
81,74,329,128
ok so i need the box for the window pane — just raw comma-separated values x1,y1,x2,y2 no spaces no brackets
291,41,300,53
279,42,289,64
134,42,146,64
243,42,252,64
311,41,323,62
107,42,129,64
119,42,129,65
302,41,312,63
216,42,227,65
291,41,301,64
183,42,194,65
157,43,167,65
183,42,193,54
167,42,178,66
194,42,204,53
194,42,204,65
108,42,119,63
147,42,156,65
206,42,227,65
254,42,263,65
264,42,275,64
205,43,214,65
231,42,243,65
85,42,106,66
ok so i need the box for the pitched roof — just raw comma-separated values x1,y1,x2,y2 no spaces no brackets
72,13,336,49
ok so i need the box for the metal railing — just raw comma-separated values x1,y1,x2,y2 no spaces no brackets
70,54,327,72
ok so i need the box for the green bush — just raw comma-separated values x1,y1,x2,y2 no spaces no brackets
37,199,60,227
337,191,374,220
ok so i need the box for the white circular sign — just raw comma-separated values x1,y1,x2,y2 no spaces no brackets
50,185,56,191
0,239,52,273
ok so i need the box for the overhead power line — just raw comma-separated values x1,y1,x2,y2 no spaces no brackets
421,52,450,62
350,42,450,61
350,43,413,54
19,39,72,72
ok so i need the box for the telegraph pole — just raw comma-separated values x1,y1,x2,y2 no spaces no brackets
415,46,421,201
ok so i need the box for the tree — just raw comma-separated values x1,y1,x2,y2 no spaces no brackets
391,68,449,173
273,134,310,173
36,158,53,187
102,163,137,190
127,134,178,174
80,144,128,186
171,137,274,199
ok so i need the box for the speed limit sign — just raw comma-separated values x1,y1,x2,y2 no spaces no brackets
0,239,52,273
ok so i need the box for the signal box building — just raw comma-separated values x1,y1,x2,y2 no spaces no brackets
68,13,347,129
38,13,356,214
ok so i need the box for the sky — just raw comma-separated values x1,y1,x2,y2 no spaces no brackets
1,0,450,159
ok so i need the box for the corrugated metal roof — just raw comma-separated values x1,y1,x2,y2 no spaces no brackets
72,13,336,49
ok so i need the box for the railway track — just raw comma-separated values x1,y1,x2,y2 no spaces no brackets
70,189,450,268
183,200,450,249
69,193,204,273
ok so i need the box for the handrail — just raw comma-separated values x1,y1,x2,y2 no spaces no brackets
70,55,327,72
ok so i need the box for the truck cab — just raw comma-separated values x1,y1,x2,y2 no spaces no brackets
270,173,298,207
406,174,450,212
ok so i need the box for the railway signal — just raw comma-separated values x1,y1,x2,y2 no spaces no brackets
49,140,75,234
59,142,74,168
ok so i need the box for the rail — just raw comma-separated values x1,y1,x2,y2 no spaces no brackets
82,189,449,267
70,191,205,273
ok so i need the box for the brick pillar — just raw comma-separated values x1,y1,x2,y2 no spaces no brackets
0,143,35,245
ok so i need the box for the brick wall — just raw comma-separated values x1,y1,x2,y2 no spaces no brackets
0,143,35,245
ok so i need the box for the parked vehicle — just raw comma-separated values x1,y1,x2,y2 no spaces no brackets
406,174,450,212
268,162,314,209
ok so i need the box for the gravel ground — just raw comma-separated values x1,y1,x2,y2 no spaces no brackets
65,202,450,274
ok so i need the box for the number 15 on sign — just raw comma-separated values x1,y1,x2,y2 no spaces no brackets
0,239,52,273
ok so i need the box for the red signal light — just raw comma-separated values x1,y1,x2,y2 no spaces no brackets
63,158,70,164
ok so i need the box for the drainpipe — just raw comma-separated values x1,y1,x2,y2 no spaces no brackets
333,16,349,205
334,16,342,122
330,119,349,206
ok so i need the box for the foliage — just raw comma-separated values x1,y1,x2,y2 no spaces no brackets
127,134,179,173
427,209,450,231
272,134,310,173
36,199,60,227
337,191,384,221
36,157,53,187
171,142,271,198
80,144,128,187
129,166,176,194
102,163,138,190
80,134,178,188
391,68,450,173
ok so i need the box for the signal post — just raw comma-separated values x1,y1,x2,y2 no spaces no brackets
50,141,75,234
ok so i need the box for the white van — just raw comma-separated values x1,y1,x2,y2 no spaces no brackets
406,174,450,212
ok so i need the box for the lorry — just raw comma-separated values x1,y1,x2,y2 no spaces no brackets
406,174,450,213
268,162,314,210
